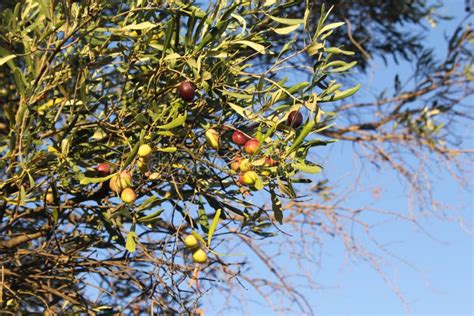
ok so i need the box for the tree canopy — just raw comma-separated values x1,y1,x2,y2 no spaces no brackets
0,0,472,314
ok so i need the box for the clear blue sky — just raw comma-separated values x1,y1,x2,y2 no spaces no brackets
201,1,473,315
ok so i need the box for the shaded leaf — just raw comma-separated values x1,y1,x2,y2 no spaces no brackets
270,189,283,224
126,231,138,252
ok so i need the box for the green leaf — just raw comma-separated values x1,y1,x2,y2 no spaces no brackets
254,175,264,190
122,129,145,169
267,15,304,26
285,119,315,156
162,19,175,57
231,13,247,36
324,47,354,56
198,205,209,233
207,208,221,247
27,172,35,189
138,209,164,223
52,207,59,223
156,113,187,129
272,24,300,35
292,161,322,174
206,51,228,58
277,177,296,199
316,21,345,38
270,189,283,224
303,139,337,148
13,68,27,96
156,146,177,153
227,102,258,121
324,60,358,72
0,55,16,66
264,0,277,6
192,231,207,245
222,90,253,100
155,131,176,137
121,22,158,30
126,231,138,252
19,185,26,206
307,42,324,56
233,40,267,54
322,83,343,96
319,84,361,102
79,173,115,185
163,53,181,61
135,195,160,212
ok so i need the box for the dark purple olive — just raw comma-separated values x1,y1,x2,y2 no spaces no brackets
287,111,303,128
178,81,196,102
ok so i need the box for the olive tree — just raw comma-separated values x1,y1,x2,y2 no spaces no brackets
0,0,360,313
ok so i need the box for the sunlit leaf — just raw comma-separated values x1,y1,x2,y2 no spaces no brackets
267,15,304,26
233,40,267,54
273,24,301,35
207,208,221,247
156,113,187,129
0,55,16,66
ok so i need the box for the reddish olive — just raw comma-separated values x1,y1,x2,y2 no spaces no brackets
96,163,111,177
232,130,249,146
264,156,279,167
244,139,260,155
230,158,241,171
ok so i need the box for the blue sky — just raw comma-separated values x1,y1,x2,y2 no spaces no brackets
201,1,473,315
311,2,473,315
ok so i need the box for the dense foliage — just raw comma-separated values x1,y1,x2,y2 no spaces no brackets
0,0,363,313
1,0,472,314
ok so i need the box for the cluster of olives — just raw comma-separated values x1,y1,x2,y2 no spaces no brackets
178,79,305,190
183,234,208,263
92,143,155,204
88,80,304,201
203,106,304,188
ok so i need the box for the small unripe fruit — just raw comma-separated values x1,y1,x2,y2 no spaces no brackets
264,156,279,167
287,110,303,128
184,235,198,248
205,128,220,150
261,170,271,176
45,191,54,204
109,171,132,193
232,130,248,146
96,163,111,177
109,177,119,193
239,158,251,172
178,81,195,102
121,188,137,204
192,248,208,263
230,157,241,171
244,139,260,154
92,129,107,141
239,171,258,185
148,172,160,180
138,144,152,158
